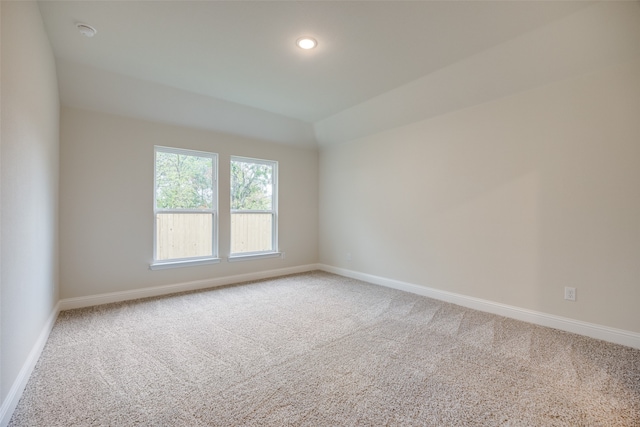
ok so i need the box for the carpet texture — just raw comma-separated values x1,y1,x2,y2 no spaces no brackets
9,271,640,426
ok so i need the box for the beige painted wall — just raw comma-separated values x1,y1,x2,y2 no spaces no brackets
319,58,640,333
1,1,60,402
60,107,318,299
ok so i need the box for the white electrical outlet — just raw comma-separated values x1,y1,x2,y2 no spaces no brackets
281,252,286,259
346,252,352,262
564,287,576,301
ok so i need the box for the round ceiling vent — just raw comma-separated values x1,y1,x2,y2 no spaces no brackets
76,23,97,38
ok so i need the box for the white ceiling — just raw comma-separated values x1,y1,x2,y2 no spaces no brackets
37,1,640,147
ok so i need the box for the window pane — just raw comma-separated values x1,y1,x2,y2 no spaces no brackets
230,160,273,210
156,151,213,209
231,213,273,253
156,213,213,260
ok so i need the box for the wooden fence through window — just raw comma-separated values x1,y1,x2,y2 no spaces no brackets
156,213,272,260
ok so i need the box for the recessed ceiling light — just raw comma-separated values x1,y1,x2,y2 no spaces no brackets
296,37,317,50
76,23,97,38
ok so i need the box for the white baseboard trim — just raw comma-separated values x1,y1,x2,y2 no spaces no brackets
0,302,60,427
59,264,320,311
318,264,640,350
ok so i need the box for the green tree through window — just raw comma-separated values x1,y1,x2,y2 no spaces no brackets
231,160,272,210
156,151,213,209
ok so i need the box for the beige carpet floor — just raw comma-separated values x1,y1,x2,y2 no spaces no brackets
9,271,640,426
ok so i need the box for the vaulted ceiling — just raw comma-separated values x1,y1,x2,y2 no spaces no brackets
38,1,640,148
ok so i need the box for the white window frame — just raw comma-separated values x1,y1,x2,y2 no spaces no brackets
229,156,279,261
150,146,220,270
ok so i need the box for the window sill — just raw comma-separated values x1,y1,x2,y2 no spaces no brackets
227,252,282,263
149,257,221,270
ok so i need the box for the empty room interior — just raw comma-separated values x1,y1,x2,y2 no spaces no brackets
2,0,640,425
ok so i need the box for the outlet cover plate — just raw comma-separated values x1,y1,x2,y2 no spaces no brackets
564,287,576,301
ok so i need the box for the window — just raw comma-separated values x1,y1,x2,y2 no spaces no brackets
230,156,278,259
152,146,218,268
